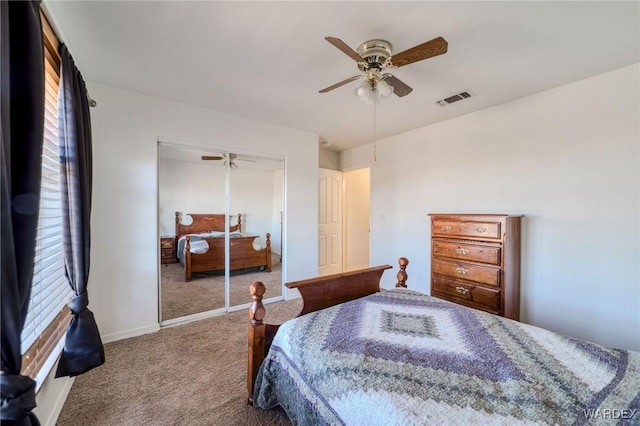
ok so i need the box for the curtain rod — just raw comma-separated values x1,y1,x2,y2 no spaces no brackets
41,3,97,108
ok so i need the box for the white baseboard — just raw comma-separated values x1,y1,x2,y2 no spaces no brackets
101,324,160,344
160,308,226,328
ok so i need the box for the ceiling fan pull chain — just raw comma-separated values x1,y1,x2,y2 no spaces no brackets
373,96,377,162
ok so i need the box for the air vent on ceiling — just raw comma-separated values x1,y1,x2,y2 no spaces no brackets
436,90,473,107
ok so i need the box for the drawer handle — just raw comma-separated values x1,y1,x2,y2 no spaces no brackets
456,286,469,295
476,226,487,233
455,247,469,255
442,225,452,232
456,267,468,275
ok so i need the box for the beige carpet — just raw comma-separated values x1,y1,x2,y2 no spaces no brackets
56,298,302,425
161,256,282,321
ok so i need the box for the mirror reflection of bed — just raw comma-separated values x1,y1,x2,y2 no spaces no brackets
176,213,272,281
158,143,284,322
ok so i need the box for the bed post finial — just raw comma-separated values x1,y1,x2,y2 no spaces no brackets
265,233,272,272
248,281,266,405
249,281,266,325
238,213,242,233
396,257,409,288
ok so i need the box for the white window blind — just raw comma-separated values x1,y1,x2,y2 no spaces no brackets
20,12,74,387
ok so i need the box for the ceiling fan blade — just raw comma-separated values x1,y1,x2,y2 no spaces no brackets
383,74,413,97
319,75,362,93
325,36,365,62
390,36,448,68
201,155,224,161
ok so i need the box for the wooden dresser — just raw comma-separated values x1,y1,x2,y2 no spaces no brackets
429,214,522,320
160,236,177,264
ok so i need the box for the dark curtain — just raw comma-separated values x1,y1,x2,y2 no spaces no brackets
0,1,44,425
55,44,105,378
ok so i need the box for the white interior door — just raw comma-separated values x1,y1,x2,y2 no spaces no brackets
318,168,342,276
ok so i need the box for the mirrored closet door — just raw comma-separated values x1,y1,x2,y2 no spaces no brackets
229,154,284,306
158,142,284,324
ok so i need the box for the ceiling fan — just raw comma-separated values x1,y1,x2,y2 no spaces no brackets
319,36,448,98
201,153,256,168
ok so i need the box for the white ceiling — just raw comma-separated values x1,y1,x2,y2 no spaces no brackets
44,1,640,152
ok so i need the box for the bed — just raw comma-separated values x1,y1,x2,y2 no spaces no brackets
175,212,272,282
247,258,640,425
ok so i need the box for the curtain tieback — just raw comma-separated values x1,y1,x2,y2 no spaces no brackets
68,292,89,314
0,373,37,422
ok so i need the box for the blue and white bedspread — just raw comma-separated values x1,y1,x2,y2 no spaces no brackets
254,289,640,425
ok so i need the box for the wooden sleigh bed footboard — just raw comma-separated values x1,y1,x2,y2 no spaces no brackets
247,257,409,404
183,233,271,281
175,212,272,282
248,257,640,424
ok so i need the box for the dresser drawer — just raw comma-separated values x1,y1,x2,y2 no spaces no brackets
432,258,500,287
432,219,501,240
432,241,501,265
161,249,176,262
160,237,177,264
161,239,175,249
432,276,501,314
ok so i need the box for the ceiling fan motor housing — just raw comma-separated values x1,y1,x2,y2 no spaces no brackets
357,39,392,72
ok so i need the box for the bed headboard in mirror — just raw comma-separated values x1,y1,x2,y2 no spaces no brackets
174,212,242,239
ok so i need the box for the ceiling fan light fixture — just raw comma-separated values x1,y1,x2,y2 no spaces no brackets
376,79,394,101
223,160,239,169
354,80,374,102
354,79,394,103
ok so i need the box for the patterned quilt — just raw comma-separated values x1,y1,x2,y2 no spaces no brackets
253,289,640,425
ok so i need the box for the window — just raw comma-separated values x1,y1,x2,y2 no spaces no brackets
20,10,73,388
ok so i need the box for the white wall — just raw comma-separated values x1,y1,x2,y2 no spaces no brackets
229,167,280,247
33,362,74,426
158,158,226,234
159,157,282,248
86,81,318,343
342,64,640,351
319,148,340,170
